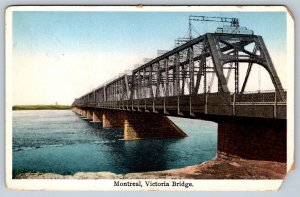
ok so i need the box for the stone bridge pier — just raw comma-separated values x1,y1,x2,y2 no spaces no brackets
123,111,187,140
74,107,187,140
73,107,286,162
213,116,286,162
92,109,102,123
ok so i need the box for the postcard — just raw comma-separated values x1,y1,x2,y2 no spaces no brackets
5,5,294,191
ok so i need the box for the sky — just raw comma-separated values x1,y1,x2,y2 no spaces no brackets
11,9,287,105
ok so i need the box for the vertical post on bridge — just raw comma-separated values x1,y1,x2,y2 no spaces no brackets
175,53,180,96
274,91,277,118
204,60,207,93
235,61,239,93
137,70,140,111
149,64,154,98
165,58,169,97
144,68,147,111
177,96,180,115
153,97,155,113
175,52,181,116
233,93,236,116
189,46,194,95
143,68,146,99
163,97,166,114
205,94,208,114
189,95,194,117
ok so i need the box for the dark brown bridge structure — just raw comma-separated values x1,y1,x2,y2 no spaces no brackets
72,33,287,162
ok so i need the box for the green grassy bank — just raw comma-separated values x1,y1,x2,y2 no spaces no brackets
13,105,72,110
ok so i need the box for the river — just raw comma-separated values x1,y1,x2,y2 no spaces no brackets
12,110,217,178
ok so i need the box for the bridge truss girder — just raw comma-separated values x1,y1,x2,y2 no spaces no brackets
73,33,285,106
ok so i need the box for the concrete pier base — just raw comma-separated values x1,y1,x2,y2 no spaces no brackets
86,109,93,120
92,110,102,123
72,107,82,115
102,110,125,128
74,108,187,140
81,109,87,117
73,107,286,163
123,111,187,140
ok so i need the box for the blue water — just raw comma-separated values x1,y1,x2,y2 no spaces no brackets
12,110,217,177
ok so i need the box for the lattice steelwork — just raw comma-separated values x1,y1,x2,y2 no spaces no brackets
73,33,285,107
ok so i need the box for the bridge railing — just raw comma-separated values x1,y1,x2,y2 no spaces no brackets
232,90,287,104
78,91,287,109
90,93,232,116
75,91,286,119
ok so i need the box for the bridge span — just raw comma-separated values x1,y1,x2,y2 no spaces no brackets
72,33,287,162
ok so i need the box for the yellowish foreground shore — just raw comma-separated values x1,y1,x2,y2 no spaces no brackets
16,156,286,179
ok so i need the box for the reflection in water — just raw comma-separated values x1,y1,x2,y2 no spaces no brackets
121,139,179,172
86,122,179,172
13,110,217,177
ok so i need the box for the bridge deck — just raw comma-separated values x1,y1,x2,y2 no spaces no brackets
77,92,286,120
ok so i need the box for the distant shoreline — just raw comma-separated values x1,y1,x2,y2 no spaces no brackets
12,105,71,110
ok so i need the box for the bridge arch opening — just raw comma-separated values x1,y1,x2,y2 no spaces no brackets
222,62,276,93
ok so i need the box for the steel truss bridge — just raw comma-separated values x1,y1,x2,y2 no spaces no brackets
72,33,286,120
